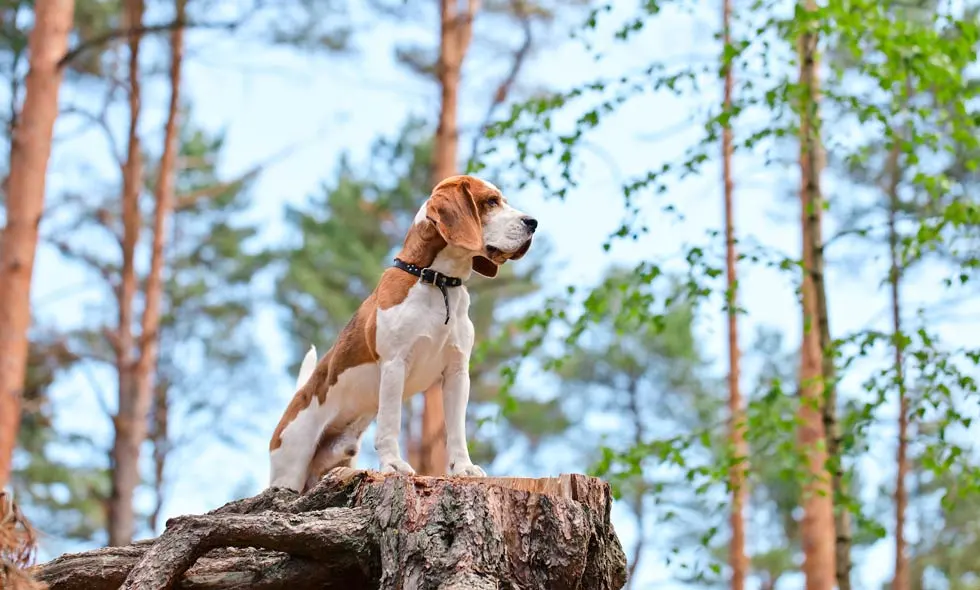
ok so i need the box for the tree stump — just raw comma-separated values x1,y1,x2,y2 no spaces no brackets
36,469,627,590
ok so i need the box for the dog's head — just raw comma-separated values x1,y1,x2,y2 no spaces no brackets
423,175,536,278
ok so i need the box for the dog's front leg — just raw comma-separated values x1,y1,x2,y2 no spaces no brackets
443,353,486,477
374,359,415,475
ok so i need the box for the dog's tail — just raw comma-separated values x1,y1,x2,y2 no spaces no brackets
296,345,317,391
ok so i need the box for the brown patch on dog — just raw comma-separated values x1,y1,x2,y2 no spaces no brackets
427,178,484,252
269,306,379,451
377,219,446,310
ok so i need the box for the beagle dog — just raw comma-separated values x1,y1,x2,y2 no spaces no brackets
269,175,536,492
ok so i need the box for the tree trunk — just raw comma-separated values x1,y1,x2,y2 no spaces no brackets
0,0,74,489
36,469,627,590
802,7,852,585
797,3,837,589
887,86,910,590
721,0,748,586
624,378,645,588
419,0,480,476
135,0,185,537
108,0,146,547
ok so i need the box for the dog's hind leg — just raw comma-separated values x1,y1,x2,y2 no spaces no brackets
302,417,371,492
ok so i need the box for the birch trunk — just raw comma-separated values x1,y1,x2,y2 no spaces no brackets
797,2,837,587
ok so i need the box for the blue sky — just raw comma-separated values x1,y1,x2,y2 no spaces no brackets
17,0,980,588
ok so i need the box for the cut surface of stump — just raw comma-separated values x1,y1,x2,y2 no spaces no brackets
37,469,627,590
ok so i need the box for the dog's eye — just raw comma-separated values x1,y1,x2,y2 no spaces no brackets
486,197,499,208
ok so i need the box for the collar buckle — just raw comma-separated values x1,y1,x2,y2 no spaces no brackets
419,267,444,286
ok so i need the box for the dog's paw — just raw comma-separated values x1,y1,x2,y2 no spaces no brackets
379,458,416,475
448,462,486,477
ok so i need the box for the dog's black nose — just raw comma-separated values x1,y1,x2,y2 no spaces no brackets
522,216,538,232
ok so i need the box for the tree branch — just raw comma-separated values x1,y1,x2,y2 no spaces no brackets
58,18,247,69
174,170,259,211
469,0,533,165
44,237,115,283
76,356,116,418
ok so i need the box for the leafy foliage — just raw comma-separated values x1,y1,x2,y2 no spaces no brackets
476,0,980,584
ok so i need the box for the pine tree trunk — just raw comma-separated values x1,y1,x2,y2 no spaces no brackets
0,0,75,488
133,0,185,537
419,0,480,476
797,3,837,589
108,0,146,547
721,0,748,585
37,470,627,590
887,94,909,590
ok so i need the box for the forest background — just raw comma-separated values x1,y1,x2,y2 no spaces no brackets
1,0,979,589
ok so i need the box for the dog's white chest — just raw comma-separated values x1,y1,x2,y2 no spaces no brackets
376,281,473,392
403,337,450,394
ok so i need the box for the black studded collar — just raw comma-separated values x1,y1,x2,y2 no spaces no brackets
392,258,463,324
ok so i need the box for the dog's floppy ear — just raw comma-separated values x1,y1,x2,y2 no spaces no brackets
471,256,498,278
427,178,484,253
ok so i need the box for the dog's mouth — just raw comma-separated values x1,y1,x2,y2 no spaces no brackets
485,238,532,263
485,245,504,262
511,238,532,260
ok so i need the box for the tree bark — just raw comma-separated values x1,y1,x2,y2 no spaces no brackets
800,3,852,584
721,0,748,586
888,141,909,590
108,0,147,547
887,84,910,590
0,0,75,488
797,3,837,589
419,0,480,476
36,470,627,590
